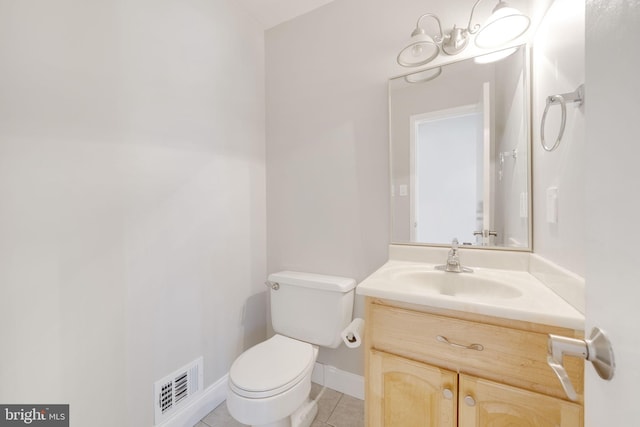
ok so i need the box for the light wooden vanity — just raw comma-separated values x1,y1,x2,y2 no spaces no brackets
364,297,584,427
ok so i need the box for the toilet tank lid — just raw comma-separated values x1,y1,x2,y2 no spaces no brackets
268,271,356,292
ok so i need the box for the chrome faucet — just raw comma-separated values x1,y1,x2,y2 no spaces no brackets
436,238,473,273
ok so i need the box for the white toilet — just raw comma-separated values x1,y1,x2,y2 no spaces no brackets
226,271,356,427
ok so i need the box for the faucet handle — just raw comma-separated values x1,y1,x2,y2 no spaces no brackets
451,238,459,250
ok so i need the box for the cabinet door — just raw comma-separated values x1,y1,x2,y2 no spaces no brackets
368,350,457,427
458,374,583,427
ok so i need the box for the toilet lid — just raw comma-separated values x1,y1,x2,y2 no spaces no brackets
229,334,316,398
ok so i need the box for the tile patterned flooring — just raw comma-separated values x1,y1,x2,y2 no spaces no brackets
195,383,364,427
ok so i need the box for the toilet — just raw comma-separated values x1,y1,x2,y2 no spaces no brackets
226,271,356,427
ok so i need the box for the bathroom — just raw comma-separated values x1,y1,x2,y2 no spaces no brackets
0,0,637,426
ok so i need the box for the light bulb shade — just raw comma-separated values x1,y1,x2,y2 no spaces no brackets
397,33,440,67
474,2,530,49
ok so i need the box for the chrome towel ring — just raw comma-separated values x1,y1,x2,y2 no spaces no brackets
540,84,584,152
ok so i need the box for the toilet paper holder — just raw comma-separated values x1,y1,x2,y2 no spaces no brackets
341,318,364,349
344,332,358,344
547,327,615,401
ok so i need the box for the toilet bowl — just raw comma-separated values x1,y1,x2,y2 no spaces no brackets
226,271,356,427
227,334,319,427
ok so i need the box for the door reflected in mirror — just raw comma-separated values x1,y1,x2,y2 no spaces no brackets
390,45,531,250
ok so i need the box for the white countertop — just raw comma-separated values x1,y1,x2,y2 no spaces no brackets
356,260,585,330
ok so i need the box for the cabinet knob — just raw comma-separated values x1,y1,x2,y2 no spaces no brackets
464,395,476,407
442,388,454,400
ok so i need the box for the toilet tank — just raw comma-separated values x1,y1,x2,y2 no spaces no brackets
268,271,356,349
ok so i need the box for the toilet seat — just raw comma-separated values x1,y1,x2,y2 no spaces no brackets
229,334,316,399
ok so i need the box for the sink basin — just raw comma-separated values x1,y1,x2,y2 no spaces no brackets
356,259,585,330
390,270,523,300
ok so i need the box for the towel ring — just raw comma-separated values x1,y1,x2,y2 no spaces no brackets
540,84,584,152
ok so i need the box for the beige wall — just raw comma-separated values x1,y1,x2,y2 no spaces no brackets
0,1,266,426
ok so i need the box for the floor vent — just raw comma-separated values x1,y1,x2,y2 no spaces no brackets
154,357,203,425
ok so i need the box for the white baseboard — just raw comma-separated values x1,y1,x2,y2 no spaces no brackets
157,363,363,427
311,363,364,401
158,374,228,427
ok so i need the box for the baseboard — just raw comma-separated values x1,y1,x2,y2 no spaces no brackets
157,363,363,427
158,374,228,427
311,363,364,401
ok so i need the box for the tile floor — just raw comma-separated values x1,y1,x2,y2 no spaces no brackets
195,383,364,427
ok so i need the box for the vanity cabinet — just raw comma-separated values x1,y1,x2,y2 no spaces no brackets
458,374,582,426
364,298,584,427
369,350,457,426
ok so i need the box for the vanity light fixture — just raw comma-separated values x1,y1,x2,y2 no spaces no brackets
474,1,531,48
397,0,530,67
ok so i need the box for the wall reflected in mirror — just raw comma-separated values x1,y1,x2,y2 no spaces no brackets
390,45,530,249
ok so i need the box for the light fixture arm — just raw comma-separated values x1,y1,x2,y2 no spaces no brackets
466,0,486,35
414,13,444,43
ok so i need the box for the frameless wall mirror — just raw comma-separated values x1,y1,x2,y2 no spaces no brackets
389,44,531,250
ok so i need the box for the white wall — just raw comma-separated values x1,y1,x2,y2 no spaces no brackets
265,0,538,376
265,0,401,375
532,0,585,275
0,1,266,426
585,0,640,424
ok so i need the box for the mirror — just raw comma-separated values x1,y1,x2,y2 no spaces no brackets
389,45,530,249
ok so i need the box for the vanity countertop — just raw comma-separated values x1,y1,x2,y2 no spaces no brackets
356,260,585,330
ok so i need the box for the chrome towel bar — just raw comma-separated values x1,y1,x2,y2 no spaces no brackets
540,84,585,152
